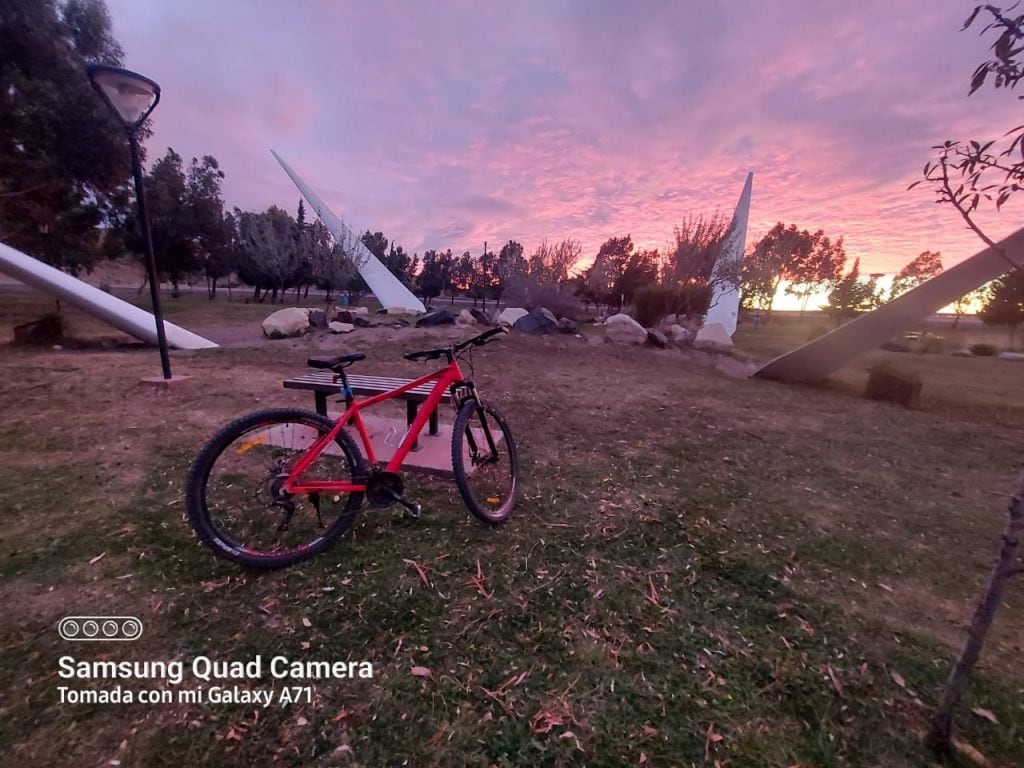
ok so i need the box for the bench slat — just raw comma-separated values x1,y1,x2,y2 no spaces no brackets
283,372,451,401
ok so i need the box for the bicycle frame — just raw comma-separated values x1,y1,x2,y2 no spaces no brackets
281,358,468,495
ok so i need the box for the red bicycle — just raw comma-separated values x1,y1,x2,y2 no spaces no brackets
185,327,519,569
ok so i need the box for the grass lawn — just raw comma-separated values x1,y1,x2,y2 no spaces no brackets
1,290,1023,767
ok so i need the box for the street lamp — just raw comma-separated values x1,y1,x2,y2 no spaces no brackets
87,64,173,380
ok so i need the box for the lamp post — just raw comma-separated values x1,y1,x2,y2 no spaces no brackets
87,64,172,380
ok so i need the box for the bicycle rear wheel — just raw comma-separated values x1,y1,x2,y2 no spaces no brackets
451,402,519,524
185,408,366,570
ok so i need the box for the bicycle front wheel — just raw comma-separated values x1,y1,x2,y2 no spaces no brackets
451,401,519,524
185,408,366,570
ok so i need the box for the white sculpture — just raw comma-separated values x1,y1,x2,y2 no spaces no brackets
704,172,753,336
0,242,218,350
270,150,426,313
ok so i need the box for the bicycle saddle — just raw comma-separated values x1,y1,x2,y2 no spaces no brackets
307,353,366,370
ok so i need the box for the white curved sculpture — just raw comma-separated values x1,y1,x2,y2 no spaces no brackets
0,242,218,349
704,172,753,336
271,150,426,313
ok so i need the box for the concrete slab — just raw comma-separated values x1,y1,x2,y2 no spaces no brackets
141,374,193,387
329,412,456,477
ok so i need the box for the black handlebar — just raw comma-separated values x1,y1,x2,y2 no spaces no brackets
403,326,509,362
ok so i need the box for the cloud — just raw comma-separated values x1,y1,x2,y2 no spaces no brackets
106,0,1023,274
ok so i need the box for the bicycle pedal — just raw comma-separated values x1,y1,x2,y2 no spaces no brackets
400,500,422,519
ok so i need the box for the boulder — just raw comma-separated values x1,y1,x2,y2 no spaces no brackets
387,305,421,315
307,309,327,328
390,318,410,327
661,313,679,327
604,313,647,345
557,317,578,334
470,308,493,325
645,328,668,348
334,309,355,324
998,351,1024,361
263,307,312,339
693,322,734,353
353,316,374,328
537,307,557,324
456,309,477,326
328,321,355,334
952,349,973,358
416,310,456,328
667,324,692,346
351,306,369,315
512,308,558,335
498,307,529,326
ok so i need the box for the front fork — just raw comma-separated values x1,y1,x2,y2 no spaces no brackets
452,382,499,465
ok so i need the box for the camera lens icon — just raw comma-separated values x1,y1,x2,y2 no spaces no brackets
59,616,143,642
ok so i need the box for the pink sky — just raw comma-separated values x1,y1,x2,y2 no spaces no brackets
107,0,1022,276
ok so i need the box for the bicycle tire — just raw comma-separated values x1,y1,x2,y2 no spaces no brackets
451,401,519,524
185,408,366,570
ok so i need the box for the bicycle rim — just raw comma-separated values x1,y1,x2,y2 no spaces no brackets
452,402,518,524
193,411,361,565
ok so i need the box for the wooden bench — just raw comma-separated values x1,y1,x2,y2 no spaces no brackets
283,371,452,437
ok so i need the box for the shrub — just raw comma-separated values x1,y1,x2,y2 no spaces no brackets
969,342,998,356
502,277,584,319
98,282,113,294
631,283,713,327
865,364,922,408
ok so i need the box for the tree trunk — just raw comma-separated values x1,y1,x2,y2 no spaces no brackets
952,313,961,329
927,467,1024,759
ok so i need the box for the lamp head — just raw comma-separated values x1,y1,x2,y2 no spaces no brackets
87,64,160,131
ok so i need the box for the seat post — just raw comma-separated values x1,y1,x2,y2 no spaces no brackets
335,368,355,408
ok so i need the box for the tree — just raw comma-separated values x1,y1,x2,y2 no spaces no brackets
951,284,989,328
382,243,416,286
360,230,388,260
741,223,815,318
584,235,651,309
911,8,1024,757
140,148,198,297
187,155,231,299
491,240,528,306
664,212,728,284
468,249,496,307
785,231,847,318
889,251,943,300
416,249,451,308
979,269,1024,342
448,251,475,304
0,0,138,273
821,258,881,326
235,206,304,303
528,239,580,285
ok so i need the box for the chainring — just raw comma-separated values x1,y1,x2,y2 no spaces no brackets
366,471,404,508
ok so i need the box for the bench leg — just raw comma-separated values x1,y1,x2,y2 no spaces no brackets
429,408,439,436
315,392,328,417
407,401,419,450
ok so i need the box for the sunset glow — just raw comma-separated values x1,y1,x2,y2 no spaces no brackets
107,0,1022,278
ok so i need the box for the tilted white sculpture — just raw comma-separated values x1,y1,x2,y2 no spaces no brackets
270,150,426,313
0,242,218,350
753,227,1024,382
703,172,753,336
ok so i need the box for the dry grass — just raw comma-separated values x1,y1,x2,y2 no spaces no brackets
1,291,1023,766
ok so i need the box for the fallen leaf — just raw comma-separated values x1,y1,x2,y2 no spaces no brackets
411,666,432,678
89,552,107,565
642,725,658,737
971,707,999,724
301,617,312,628
296,716,308,726
890,670,906,689
826,665,843,696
